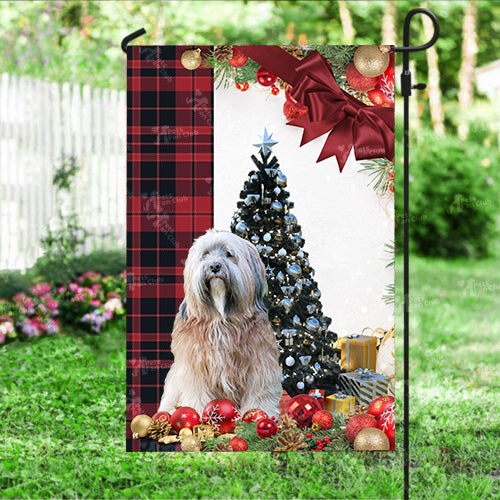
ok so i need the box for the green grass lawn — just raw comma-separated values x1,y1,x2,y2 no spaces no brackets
1,255,498,499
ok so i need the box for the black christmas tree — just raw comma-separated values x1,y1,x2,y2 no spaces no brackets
230,130,341,397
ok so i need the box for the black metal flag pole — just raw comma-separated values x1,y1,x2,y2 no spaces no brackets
121,10,440,498
395,8,439,499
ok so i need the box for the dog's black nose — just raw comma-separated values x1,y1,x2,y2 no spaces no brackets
210,262,222,273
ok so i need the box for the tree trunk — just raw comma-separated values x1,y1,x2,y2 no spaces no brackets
382,0,397,45
338,1,355,44
422,6,445,136
458,0,478,140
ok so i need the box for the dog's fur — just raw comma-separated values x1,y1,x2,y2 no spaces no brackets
158,230,282,417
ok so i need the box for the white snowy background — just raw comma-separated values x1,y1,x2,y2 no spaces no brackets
214,86,394,336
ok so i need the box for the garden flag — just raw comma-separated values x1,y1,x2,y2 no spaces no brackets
126,45,395,452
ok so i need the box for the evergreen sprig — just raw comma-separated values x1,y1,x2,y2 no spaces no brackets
202,415,350,453
382,283,395,305
359,158,394,195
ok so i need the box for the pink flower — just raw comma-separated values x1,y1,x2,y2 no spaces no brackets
38,304,48,315
30,284,51,297
90,299,101,307
57,286,66,294
46,298,59,310
69,283,79,292
12,292,27,303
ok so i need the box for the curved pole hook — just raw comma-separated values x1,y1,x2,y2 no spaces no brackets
121,28,147,54
394,8,439,53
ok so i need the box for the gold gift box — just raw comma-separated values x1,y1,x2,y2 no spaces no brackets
325,393,355,414
340,335,377,371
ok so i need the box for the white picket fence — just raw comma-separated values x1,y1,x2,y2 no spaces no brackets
0,73,126,271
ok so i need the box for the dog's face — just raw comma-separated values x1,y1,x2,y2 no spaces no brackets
182,230,267,319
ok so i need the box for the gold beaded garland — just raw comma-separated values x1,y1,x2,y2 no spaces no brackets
353,427,390,451
354,45,390,78
181,48,202,70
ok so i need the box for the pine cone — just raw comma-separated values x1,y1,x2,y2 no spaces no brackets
213,442,233,452
345,405,368,423
274,430,307,452
277,414,298,430
281,45,304,60
214,45,233,63
147,420,172,440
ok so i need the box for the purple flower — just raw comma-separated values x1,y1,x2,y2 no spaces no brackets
20,319,40,338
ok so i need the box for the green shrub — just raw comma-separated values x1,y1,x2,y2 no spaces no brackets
35,249,126,286
395,131,498,257
0,270,36,299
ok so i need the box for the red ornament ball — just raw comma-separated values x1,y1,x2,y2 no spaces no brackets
271,85,280,96
312,410,334,430
285,394,322,429
242,409,268,424
229,436,249,451
306,432,312,438
256,67,277,87
345,62,378,91
256,417,278,439
202,398,241,434
171,406,201,433
378,401,395,450
345,413,377,443
152,411,171,424
368,87,394,108
228,47,248,68
283,90,308,122
367,395,395,421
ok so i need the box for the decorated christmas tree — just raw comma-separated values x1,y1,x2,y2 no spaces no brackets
230,130,341,397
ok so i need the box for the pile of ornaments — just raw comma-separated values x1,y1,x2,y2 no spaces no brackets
346,45,394,108
345,394,395,451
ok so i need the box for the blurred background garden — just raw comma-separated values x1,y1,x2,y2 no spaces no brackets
0,1,498,498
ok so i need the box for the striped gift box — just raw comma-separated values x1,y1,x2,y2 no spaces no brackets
339,369,389,406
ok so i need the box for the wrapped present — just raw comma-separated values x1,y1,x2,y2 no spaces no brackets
340,334,377,371
339,368,389,406
308,389,325,408
325,392,355,414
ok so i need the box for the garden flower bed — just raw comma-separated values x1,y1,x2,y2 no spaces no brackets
0,271,125,345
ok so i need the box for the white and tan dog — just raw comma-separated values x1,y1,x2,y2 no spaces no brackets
158,229,282,417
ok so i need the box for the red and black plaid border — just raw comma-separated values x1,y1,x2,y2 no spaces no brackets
126,46,213,452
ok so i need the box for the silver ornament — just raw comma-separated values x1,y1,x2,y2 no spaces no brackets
282,329,297,339
282,298,292,313
263,233,271,242
244,194,260,205
312,289,321,299
276,272,285,283
287,264,302,278
253,213,261,223
297,250,305,258
276,172,287,187
251,174,258,181
235,221,248,235
307,304,317,315
251,235,259,244
273,187,281,196
281,286,294,296
305,375,314,384
299,355,312,366
278,248,287,257
297,381,305,390
271,201,283,212
292,315,301,326
285,356,295,367
305,317,320,332
295,281,303,293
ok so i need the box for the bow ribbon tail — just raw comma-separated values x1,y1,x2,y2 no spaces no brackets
317,116,355,170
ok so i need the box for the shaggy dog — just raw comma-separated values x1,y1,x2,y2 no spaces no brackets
158,230,282,418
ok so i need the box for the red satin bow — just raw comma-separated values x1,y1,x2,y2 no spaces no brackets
235,46,394,172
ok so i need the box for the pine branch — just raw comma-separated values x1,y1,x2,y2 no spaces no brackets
359,159,394,195
382,283,395,305
384,240,395,268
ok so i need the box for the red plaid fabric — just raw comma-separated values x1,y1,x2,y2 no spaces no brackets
126,46,213,452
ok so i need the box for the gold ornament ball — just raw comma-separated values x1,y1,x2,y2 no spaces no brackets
179,427,193,437
354,45,390,77
354,427,390,451
130,414,152,439
181,48,202,70
181,435,202,452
